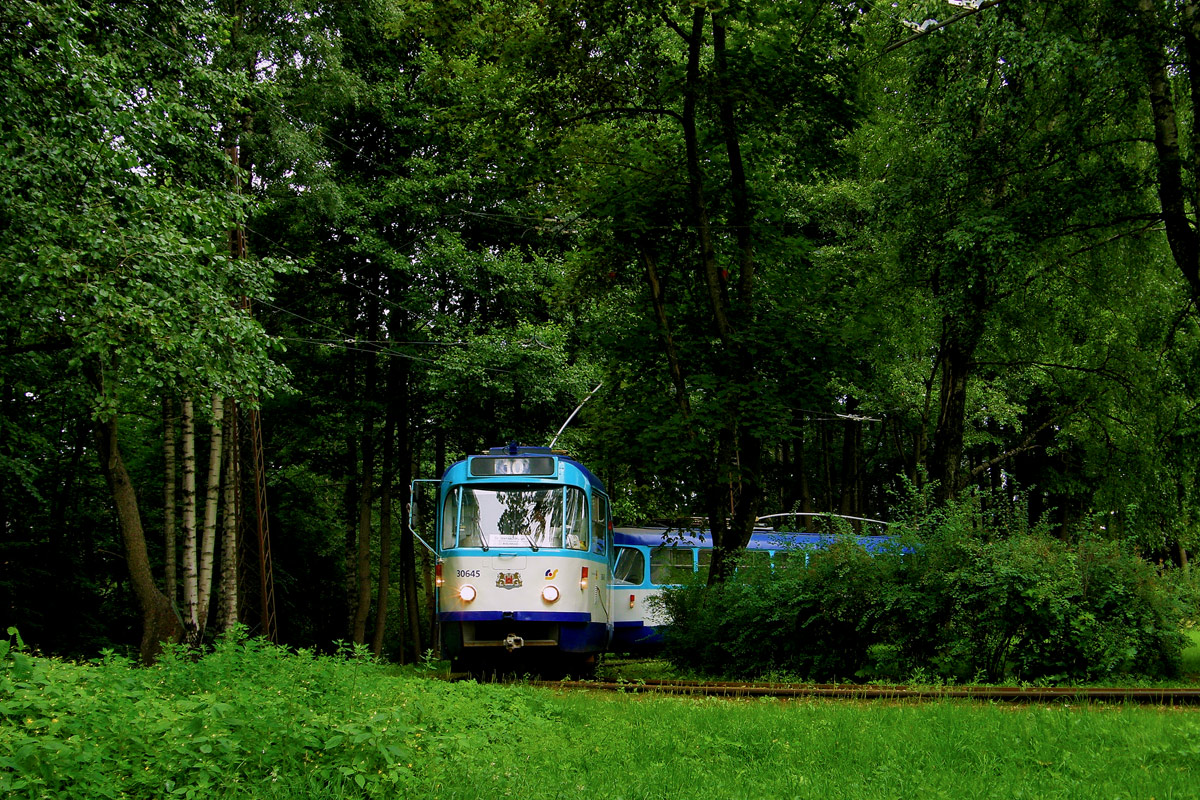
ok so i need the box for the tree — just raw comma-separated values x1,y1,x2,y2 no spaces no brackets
839,1,1187,517
0,0,290,661
493,0,863,578
1128,0,1200,310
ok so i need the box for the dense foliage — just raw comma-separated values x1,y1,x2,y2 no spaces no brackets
661,496,1191,682
0,627,566,798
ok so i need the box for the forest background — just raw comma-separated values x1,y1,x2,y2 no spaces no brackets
4,0,1200,664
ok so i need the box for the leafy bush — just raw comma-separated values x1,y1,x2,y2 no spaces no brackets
661,495,1188,683
660,541,889,680
0,627,563,799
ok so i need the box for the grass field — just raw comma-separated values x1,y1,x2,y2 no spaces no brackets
2,634,1198,799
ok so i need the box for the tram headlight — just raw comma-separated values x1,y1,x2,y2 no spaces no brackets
459,584,477,603
579,566,589,590
542,585,560,603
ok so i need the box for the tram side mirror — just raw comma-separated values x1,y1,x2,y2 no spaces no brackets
409,479,441,543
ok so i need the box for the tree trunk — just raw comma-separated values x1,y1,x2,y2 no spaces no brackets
163,398,178,603
218,397,239,632
821,421,834,513
839,401,860,520
352,289,381,644
94,415,182,663
343,433,358,636
1135,0,1200,308
400,517,422,660
373,455,392,657
198,392,224,633
180,397,199,642
929,337,970,503
372,358,403,657
674,8,764,584
641,245,693,422
353,433,375,643
420,432,448,656
794,433,815,527
929,327,977,504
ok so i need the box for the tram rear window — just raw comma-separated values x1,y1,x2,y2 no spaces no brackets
469,456,555,476
649,546,695,585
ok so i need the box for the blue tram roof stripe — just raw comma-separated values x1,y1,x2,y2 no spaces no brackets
441,611,591,623
613,526,892,552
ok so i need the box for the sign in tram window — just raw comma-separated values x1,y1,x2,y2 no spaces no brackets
649,546,696,585
469,456,555,477
590,494,608,554
563,488,588,550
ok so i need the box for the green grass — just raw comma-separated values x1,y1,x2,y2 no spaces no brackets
2,634,1198,799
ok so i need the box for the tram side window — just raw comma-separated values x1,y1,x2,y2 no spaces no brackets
736,550,772,576
590,494,608,555
441,488,459,550
457,491,486,548
649,546,695,585
563,488,588,550
612,547,645,585
773,549,810,570
696,549,712,583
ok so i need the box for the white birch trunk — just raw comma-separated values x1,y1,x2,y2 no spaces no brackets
218,397,239,632
180,397,199,640
197,392,224,634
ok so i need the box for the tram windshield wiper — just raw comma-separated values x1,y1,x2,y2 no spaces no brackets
522,530,538,552
476,526,489,551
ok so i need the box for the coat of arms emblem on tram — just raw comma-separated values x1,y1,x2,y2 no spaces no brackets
496,572,523,589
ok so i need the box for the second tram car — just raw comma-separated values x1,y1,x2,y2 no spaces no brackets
424,445,613,672
609,526,894,652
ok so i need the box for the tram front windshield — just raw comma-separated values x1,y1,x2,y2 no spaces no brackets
441,485,588,550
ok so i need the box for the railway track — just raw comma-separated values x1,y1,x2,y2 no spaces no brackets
518,677,1200,705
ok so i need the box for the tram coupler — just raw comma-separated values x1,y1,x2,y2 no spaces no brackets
503,633,525,651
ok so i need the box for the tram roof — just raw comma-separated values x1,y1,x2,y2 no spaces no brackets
613,527,892,551
444,445,607,493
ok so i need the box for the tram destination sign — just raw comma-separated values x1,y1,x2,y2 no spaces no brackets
469,456,556,477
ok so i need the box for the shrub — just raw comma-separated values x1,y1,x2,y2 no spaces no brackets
661,540,889,680
0,627,565,798
661,495,1187,683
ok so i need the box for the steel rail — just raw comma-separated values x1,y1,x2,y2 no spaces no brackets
521,678,1200,705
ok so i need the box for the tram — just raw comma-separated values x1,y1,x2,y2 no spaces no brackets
418,445,613,672
609,525,894,652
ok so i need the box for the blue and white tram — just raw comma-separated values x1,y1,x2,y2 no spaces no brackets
609,526,894,652
429,445,613,671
